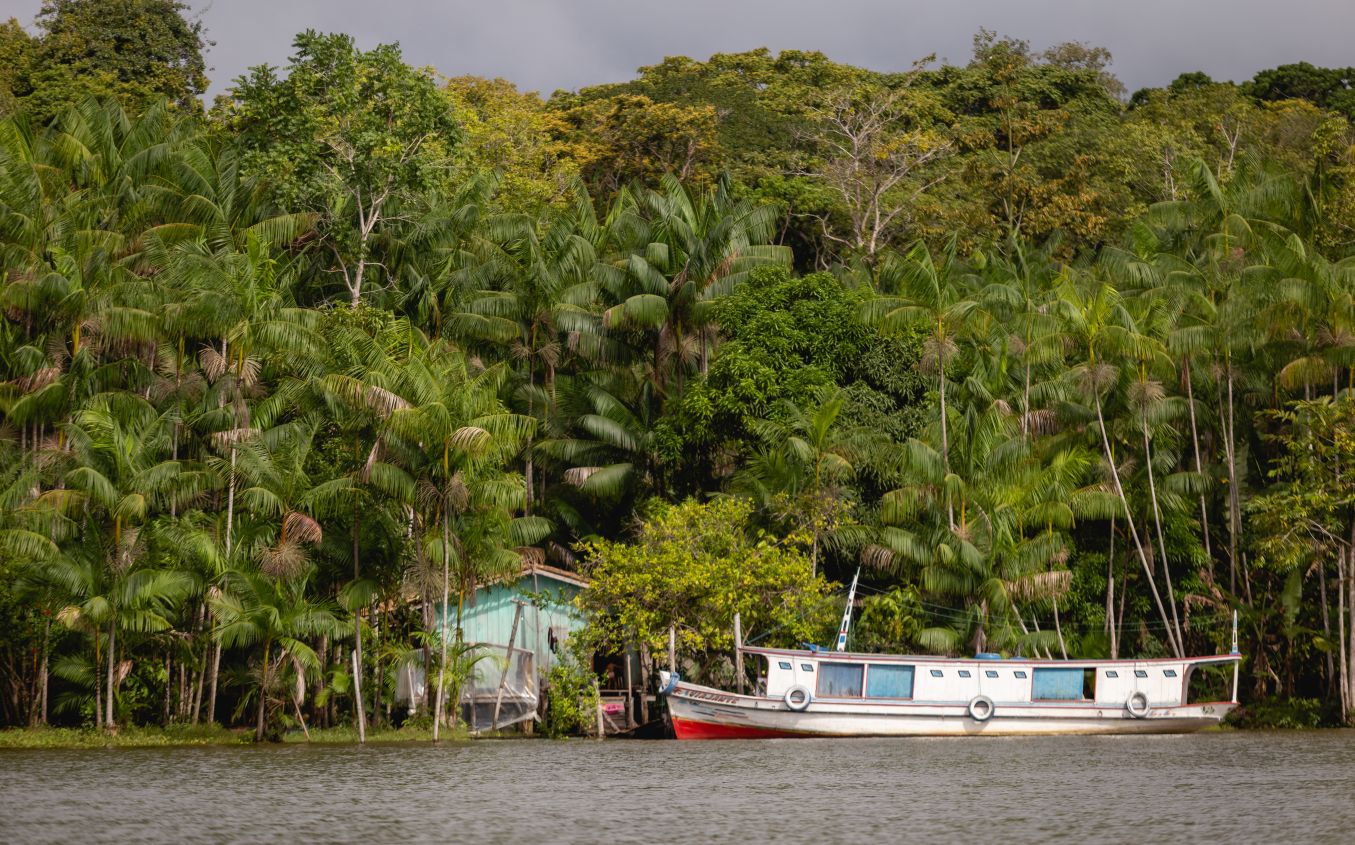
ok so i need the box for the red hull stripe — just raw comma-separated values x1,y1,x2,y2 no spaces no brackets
671,716,806,740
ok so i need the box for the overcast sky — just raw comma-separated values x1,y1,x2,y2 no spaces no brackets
4,0,1355,98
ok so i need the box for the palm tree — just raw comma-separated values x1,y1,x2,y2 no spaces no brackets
36,393,203,726
1056,273,1185,657
325,338,539,739
212,564,345,740
875,404,1111,654
601,175,791,399
732,386,874,575
447,188,610,513
863,241,983,530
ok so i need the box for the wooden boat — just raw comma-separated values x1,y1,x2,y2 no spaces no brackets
660,647,1241,739
660,576,1242,739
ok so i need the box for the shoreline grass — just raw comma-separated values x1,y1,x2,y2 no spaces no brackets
0,723,484,749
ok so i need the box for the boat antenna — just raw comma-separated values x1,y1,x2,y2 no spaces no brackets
835,568,861,653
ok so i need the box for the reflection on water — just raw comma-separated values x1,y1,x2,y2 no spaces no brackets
2,731,1353,844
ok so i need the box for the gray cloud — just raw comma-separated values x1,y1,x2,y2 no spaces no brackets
3,0,1354,98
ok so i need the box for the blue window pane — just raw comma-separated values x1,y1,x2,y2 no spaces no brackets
801,664,814,672
985,670,999,678
866,665,914,699
930,669,944,677
778,661,792,670
1014,671,1028,679
1163,669,1177,678
958,670,972,678
1134,670,1148,678
817,662,864,697
1105,670,1119,678
1033,668,1086,700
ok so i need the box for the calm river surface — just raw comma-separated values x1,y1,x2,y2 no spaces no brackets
2,731,1352,844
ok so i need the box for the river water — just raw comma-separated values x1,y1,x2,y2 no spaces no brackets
1,731,1352,844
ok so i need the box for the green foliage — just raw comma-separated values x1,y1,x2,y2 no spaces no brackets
8,21,1355,735
575,498,835,682
13,1,207,122
854,585,925,653
1233,697,1325,729
543,656,600,738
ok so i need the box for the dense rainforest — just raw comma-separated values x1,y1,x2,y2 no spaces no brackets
3,0,1355,737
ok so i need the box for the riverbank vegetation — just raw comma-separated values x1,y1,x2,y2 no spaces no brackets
3,0,1355,738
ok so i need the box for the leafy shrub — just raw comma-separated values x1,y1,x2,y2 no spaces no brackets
544,657,599,738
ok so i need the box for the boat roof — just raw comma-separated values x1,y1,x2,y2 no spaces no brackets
741,645,1241,666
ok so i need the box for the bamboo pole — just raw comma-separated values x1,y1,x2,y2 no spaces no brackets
594,679,604,740
734,613,744,695
491,600,526,731
624,646,635,729
668,626,676,674
351,648,365,743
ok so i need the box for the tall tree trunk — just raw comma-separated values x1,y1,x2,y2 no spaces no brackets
1338,549,1348,718
94,628,102,729
939,363,954,531
105,615,116,729
1105,515,1118,659
1321,559,1335,694
1053,596,1068,659
162,653,174,726
1348,522,1355,723
352,512,367,743
189,603,205,724
433,507,451,742
1223,357,1242,597
255,643,271,742
1095,394,1182,657
205,640,221,725
1143,423,1186,652
36,616,50,726
1182,359,1212,562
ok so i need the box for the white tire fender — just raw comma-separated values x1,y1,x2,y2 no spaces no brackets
784,685,812,711
967,695,995,722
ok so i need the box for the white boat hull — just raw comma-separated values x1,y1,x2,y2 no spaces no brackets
667,682,1236,739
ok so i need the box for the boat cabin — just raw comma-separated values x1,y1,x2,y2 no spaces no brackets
748,647,1231,708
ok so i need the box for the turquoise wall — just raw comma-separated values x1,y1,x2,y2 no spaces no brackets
437,574,586,680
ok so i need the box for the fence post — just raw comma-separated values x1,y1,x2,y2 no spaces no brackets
734,612,744,695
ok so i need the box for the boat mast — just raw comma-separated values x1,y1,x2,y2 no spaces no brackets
1231,608,1240,703
835,569,861,652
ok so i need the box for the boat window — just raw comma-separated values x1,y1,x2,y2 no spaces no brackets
985,670,999,679
1105,670,1119,678
1134,670,1149,678
1032,668,1095,700
866,664,915,699
929,669,944,678
1163,669,1178,678
817,662,865,697
778,661,792,670
801,664,814,672
958,670,972,678
1013,671,1028,679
